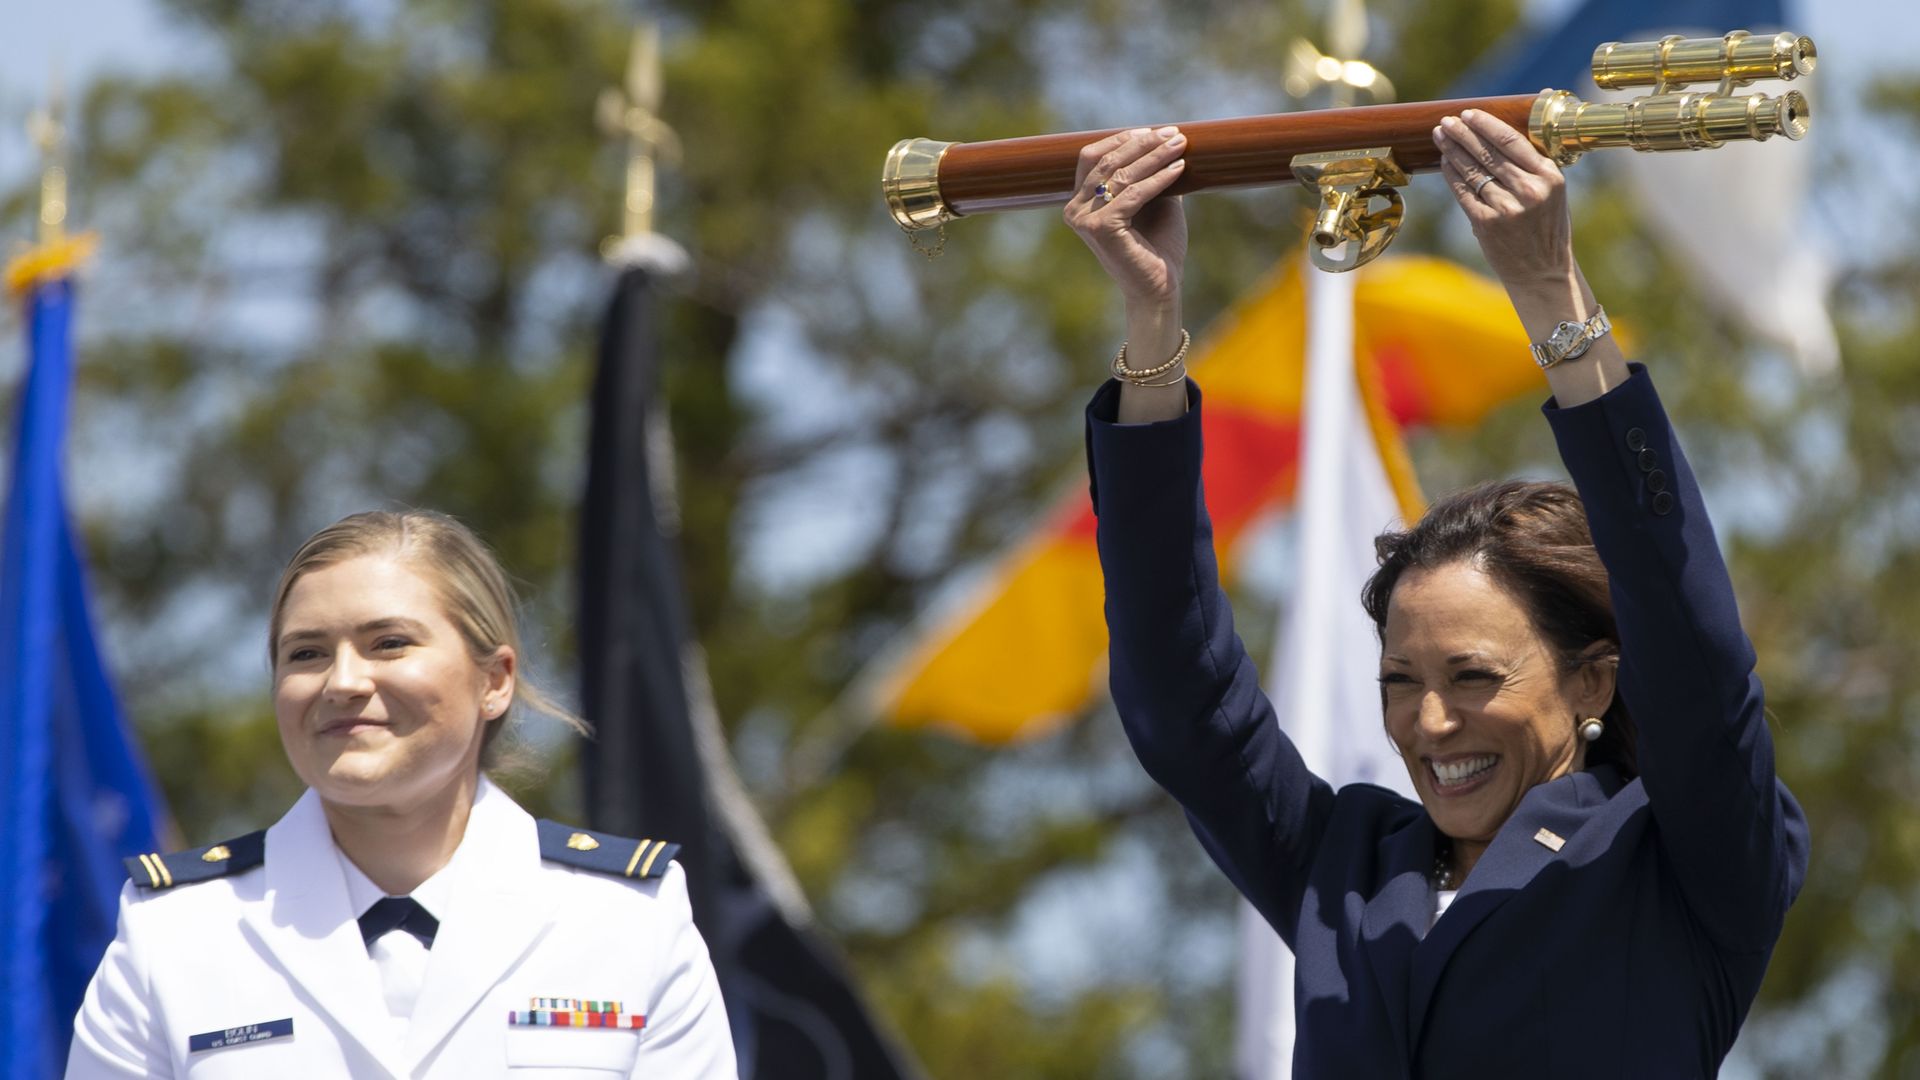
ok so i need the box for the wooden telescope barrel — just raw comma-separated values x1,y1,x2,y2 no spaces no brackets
901,94,1538,221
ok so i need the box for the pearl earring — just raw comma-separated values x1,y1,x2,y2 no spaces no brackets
1578,717,1604,742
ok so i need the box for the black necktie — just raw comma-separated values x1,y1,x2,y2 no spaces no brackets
357,896,439,951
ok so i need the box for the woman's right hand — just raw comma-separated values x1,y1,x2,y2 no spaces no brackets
1066,127,1192,422
1064,127,1189,310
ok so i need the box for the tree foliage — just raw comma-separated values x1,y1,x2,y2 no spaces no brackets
4,1,1916,1074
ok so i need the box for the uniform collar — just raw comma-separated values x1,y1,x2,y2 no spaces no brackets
249,786,408,1074
401,774,560,1066
247,774,554,1073
332,776,506,922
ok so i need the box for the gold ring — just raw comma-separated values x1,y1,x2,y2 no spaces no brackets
1095,181,1116,203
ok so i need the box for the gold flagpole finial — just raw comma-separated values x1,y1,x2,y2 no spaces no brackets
597,22,685,270
27,90,70,247
8,73,98,294
1286,0,1394,108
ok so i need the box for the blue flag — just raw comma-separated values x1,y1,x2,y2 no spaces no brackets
1449,0,1790,97
1,274,168,1078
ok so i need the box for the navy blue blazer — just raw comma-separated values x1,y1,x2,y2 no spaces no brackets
1087,366,1808,1078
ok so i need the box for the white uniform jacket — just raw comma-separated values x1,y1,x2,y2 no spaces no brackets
68,777,738,1078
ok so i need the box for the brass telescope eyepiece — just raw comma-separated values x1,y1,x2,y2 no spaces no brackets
1532,86,1809,165
1592,30,1815,94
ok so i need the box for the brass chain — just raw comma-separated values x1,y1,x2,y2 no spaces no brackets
905,222,946,260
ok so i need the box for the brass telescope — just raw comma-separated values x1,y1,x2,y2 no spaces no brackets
883,30,1815,271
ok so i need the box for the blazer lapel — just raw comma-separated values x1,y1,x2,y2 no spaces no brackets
1406,769,1613,1051
403,778,560,1070
241,790,410,1078
1359,812,1440,1059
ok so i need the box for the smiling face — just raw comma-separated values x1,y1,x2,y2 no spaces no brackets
273,553,514,813
1380,560,1612,852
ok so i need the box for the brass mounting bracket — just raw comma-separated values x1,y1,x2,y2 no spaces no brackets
1292,147,1409,273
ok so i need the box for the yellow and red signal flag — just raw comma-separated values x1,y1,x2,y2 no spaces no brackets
859,255,1563,744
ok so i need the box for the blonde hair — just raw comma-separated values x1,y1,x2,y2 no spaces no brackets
268,509,588,768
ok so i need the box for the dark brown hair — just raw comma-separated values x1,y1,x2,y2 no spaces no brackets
1360,480,1636,777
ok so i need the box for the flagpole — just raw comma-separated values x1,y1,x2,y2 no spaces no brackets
3,85,167,1079
586,20,808,919
1238,4,1403,1076
597,23,688,275
577,27,922,1076
4,87,98,295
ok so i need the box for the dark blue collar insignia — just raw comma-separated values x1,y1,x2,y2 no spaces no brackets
125,830,265,890
535,820,679,881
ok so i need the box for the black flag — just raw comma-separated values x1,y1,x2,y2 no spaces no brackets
579,264,922,1080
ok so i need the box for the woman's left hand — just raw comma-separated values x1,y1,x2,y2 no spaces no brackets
1432,109,1575,290
1432,108,1629,407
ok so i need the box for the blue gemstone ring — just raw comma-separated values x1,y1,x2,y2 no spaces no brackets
1095,181,1116,203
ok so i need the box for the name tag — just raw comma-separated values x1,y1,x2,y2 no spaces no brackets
188,1018,294,1053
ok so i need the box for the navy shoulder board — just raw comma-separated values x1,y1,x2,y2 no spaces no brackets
536,819,679,881
125,830,266,891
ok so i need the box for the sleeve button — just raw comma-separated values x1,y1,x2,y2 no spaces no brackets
1625,427,1647,451
1646,469,1667,493
1637,447,1659,472
1651,490,1675,516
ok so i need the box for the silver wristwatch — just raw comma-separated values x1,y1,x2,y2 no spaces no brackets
1529,307,1611,370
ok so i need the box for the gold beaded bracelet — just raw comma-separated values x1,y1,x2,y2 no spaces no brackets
1123,365,1188,388
1111,327,1191,387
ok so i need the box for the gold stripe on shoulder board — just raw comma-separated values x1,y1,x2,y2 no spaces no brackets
138,852,172,887
625,839,653,878
638,840,668,879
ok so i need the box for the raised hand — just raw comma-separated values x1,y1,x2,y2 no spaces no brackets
1433,108,1574,289
1062,126,1192,421
1433,108,1628,407
1064,126,1189,307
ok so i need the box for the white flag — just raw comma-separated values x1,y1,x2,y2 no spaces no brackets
1235,260,1421,1080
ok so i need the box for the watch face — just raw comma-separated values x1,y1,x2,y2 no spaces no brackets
1550,321,1583,352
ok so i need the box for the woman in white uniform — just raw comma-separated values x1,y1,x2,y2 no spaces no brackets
68,510,738,1078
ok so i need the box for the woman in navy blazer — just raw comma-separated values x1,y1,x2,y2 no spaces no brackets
1064,113,1808,1076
